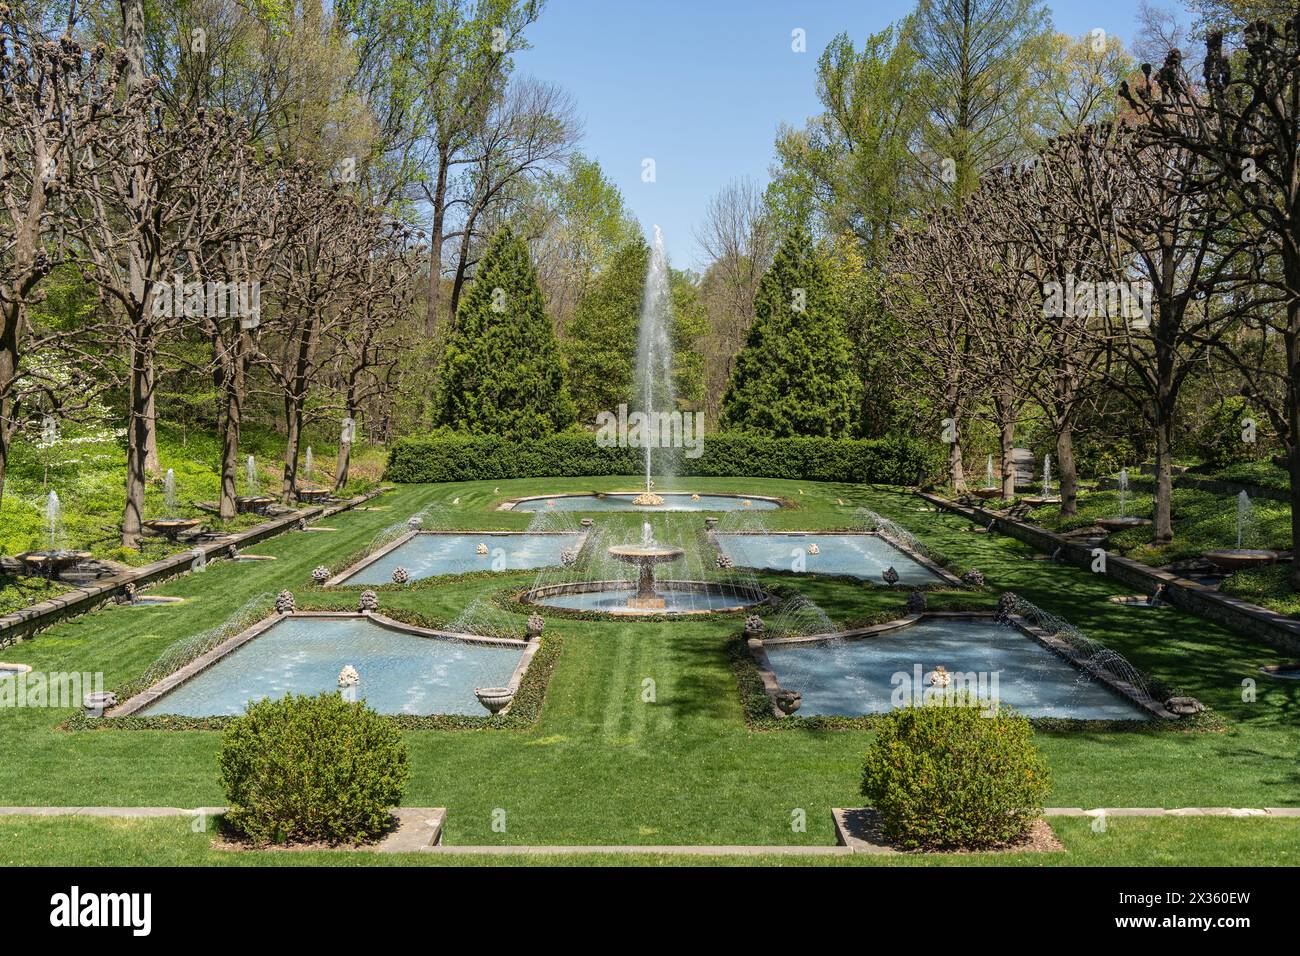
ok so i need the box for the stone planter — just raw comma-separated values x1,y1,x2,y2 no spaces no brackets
475,687,514,715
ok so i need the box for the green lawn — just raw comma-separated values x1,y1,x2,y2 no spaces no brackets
1,476,1297,862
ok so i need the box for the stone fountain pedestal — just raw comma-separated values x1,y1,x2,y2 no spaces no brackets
607,544,684,610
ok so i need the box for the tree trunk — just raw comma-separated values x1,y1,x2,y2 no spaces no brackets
144,381,161,473
1056,424,1079,517
1000,421,1016,500
216,328,245,521
281,398,302,506
424,140,451,334
1287,301,1300,590
335,436,353,493
122,333,152,548
1152,404,1175,545
0,329,15,510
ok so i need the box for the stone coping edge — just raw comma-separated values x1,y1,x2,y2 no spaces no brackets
495,491,786,511
105,610,535,719
750,610,1169,720
917,490,1300,656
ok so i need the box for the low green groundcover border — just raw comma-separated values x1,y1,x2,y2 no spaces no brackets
63,607,562,733
726,634,1222,734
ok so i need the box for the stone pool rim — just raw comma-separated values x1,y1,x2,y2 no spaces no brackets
495,491,786,511
520,578,769,616
105,610,540,719
747,610,1175,721
710,529,963,587
325,529,589,587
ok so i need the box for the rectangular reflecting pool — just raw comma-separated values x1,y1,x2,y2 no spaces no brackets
763,618,1150,720
340,532,580,585
137,616,525,717
717,532,942,584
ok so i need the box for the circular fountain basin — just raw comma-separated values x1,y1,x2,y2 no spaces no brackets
1259,663,1300,681
17,550,91,573
606,545,685,565
523,580,767,615
1203,549,1277,572
505,493,781,512
143,518,202,537
0,663,32,678
236,496,276,514
296,487,331,504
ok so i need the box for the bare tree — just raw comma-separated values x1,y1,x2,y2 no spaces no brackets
0,13,124,506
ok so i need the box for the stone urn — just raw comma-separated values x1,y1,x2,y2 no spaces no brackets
961,568,986,587
312,565,330,585
744,615,765,638
580,518,595,528
226,544,239,560
906,590,928,614
1165,696,1204,717
275,590,296,613
526,613,545,639
407,516,423,530
357,590,380,612
475,687,514,715
775,689,802,715
392,566,410,584
882,566,900,585
115,582,137,606
704,517,719,530
83,691,117,717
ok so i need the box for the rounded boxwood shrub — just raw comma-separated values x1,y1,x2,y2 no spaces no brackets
218,692,410,845
860,701,1050,851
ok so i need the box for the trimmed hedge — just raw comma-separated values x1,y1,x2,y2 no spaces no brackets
860,702,1050,851
218,692,410,845
384,432,938,485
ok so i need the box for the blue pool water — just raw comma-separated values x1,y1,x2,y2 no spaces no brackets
530,585,758,614
717,533,940,584
512,493,779,512
342,532,579,584
763,619,1149,720
137,617,524,717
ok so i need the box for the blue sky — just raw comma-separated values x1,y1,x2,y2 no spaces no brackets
514,0,1196,270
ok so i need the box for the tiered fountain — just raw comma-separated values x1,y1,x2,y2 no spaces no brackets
606,523,686,610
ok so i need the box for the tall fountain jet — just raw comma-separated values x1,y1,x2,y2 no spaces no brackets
632,226,673,506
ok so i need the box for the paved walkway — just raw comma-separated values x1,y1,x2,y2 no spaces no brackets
3,806,1298,857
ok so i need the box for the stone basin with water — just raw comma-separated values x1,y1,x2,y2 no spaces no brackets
716,532,942,584
762,618,1151,720
507,493,780,512
337,532,584,585
134,616,525,717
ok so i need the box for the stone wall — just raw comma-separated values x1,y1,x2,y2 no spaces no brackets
918,491,1300,656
